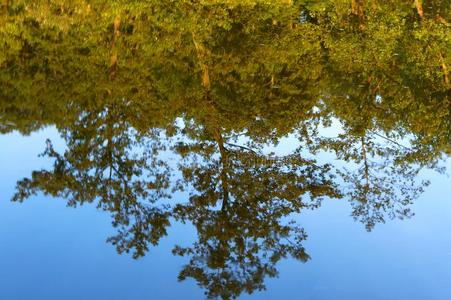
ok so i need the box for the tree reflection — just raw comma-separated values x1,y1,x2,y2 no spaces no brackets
1,0,449,298
13,99,173,258
172,123,339,298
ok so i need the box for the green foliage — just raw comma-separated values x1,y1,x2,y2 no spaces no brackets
1,1,449,299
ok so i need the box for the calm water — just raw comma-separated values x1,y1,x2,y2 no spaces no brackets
1,1,450,299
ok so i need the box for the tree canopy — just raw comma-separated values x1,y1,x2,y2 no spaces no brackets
1,1,449,299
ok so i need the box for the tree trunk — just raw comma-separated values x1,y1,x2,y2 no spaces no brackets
215,128,230,211
192,32,211,89
361,136,370,200
414,0,424,19
439,53,449,86
109,15,121,80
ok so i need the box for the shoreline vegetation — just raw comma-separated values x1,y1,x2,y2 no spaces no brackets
1,1,449,299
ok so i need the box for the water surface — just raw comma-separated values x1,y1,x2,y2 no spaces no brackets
0,1,450,299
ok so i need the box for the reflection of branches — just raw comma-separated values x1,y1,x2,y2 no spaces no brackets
172,130,340,298
1,2,448,299
13,105,172,258
173,198,311,299
224,142,259,155
173,228,309,300
320,131,429,231
369,130,410,150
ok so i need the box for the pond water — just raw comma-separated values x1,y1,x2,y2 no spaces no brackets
0,1,450,299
